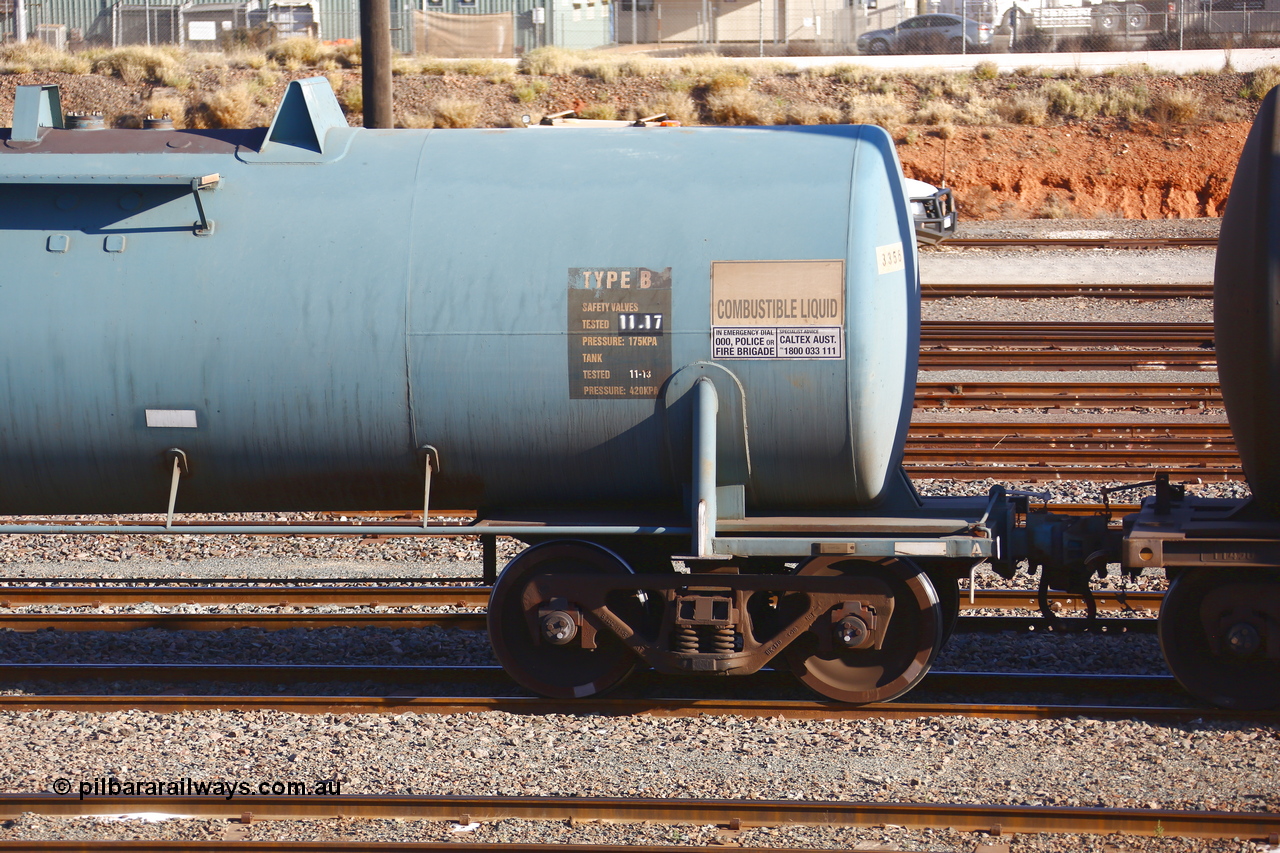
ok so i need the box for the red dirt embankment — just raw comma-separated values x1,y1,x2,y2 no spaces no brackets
898,121,1249,219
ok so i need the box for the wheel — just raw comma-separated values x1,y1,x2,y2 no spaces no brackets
1093,5,1121,31
1123,3,1149,28
926,569,962,645
948,36,965,53
867,38,890,55
784,556,943,704
1158,568,1280,710
487,540,639,699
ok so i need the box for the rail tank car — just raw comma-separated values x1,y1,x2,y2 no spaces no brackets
1117,85,1280,710
0,80,916,517
7,79,1231,707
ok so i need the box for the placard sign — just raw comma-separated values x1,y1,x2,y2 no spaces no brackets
568,267,672,400
711,260,845,360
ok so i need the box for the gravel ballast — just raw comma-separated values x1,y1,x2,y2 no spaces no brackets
1,218,1275,849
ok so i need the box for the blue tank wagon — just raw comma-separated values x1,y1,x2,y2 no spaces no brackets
6,79,1263,708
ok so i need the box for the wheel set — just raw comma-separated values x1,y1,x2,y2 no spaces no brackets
488,541,946,704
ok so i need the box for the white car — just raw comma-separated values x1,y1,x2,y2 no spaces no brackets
906,178,958,246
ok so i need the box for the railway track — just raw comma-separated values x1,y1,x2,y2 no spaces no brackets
942,236,1219,250
904,421,1239,476
918,348,1217,370
921,321,1214,349
0,688,1266,723
0,585,1157,610
920,280,1214,299
0,612,1158,633
1,792,1275,842
915,380,1222,409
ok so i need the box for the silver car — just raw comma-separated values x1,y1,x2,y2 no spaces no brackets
856,13,992,54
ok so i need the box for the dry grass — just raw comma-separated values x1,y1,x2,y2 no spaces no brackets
783,102,844,125
704,70,750,93
1099,84,1150,120
337,84,363,116
1244,66,1280,100
846,93,908,134
634,92,698,125
0,41,90,74
265,38,358,69
398,111,434,129
1149,88,1203,124
996,93,1049,126
190,84,260,129
1038,192,1076,219
913,96,997,126
87,46,182,84
401,56,513,78
431,97,483,128
578,103,618,120
973,60,999,81
512,80,550,104
1040,81,1102,120
705,88,779,125
144,95,189,128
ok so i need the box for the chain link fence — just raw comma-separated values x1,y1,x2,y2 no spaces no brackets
4,0,1279,53
617,0,1280,54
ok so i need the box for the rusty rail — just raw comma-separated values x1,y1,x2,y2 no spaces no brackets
0,693,1269,722
0,585,1158,610
920,281,1213,300
921,321,1213,348
0,793,1275,840
941,236,1218,250
915,381,1222,409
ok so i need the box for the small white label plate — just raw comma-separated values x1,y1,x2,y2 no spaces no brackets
876,242,905,275
145,409,198,428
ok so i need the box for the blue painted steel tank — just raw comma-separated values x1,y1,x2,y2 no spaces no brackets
0,80,919,516
1215,85,1280,512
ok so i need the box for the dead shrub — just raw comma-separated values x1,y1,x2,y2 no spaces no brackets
144,95,189,128
1040,81,1100,120
517,46,578,76
1149,88,1202,124
847,93,907,134
705,88,779,125
1244,66,1280,100
190,84,259,129
1038,192,1075,219
89,46,181,84
973,60,999,81
0,41,90,74
635,92,698,125
996,93,1048,126
431,97,483,128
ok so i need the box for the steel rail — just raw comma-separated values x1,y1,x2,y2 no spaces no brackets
910,423,1233,440
942,236,1219,249
0,664,1167,688
921,321,1214,348
908,463,1240,480
915,381,1222,409
18,843,871,853
0,586,1160,611
920,281,1214,299
0,612,1156,633
0,586,492,608
0,793,1275,840
0,693,1268,722
917,349,1217,370
0,612,488,631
